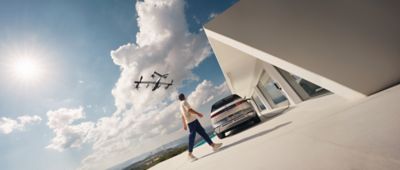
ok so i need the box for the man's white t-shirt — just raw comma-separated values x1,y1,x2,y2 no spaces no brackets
180,100,197,124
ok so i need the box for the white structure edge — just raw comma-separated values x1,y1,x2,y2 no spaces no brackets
204,28,366,101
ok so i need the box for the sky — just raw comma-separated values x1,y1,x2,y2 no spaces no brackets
0,0,237,169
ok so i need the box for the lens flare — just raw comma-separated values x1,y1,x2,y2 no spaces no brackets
12,58,43,82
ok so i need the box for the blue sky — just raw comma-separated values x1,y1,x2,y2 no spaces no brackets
0,0,236,169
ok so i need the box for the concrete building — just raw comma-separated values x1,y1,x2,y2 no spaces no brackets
150,2,400,169
204,0,400,115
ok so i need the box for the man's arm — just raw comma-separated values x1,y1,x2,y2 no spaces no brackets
183,101,203,118
188,108,203,118
181,116,187,130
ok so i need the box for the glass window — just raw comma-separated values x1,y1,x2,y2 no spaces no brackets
211,94,241,112
277,67,329,98
257,72,288,106
293,75,327,97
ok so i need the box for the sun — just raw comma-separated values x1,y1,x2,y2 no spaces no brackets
12,58,43,82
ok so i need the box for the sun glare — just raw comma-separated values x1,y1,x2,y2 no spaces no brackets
12,58,43,82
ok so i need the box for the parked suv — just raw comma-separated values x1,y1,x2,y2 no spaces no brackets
210,94,261,139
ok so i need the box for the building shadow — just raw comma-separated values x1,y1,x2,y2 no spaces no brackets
226,106,292,138
200,121,292,159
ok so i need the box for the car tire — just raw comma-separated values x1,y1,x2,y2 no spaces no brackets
253,115,261,124
216,132,225,139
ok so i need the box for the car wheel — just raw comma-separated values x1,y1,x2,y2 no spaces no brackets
216,132,225,139
253,115,261,124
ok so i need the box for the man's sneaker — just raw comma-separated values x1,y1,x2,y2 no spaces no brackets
188,155,198,162
212,143,223,152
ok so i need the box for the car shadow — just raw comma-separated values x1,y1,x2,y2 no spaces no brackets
201,121,292,159
226,106,291,138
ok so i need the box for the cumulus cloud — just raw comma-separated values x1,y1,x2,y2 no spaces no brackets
0,115,41,134
78,80,229,170
46,107,94,151
45,0,231,169
110,0,211,113
187,80,229,111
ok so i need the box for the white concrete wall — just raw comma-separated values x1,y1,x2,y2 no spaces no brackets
208,36,303,108
207,37,263,98
205,0,400,98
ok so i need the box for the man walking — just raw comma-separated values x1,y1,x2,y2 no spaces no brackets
179,93,222,161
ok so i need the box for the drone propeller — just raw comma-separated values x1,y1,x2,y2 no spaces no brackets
165,80,174,89
134,76,143,89
163,73,169,79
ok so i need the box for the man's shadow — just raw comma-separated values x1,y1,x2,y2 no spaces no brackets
201,121,292,159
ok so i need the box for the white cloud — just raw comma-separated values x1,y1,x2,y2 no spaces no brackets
187,80,229,111
78,80,229,170
45,0,231,169
208,12,218,20
110,0,211,113
17,115,42,125
0,115,41,134
46,107,94,151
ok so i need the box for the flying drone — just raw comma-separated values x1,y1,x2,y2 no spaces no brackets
134,71,174,91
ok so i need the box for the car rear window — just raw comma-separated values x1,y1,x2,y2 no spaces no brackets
211,94,241,112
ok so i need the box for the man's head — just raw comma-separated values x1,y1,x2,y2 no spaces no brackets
178,93,185,101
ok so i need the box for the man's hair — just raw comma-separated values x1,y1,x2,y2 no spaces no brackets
178,93,185,101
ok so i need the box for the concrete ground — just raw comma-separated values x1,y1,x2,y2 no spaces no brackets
151,85,400,170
